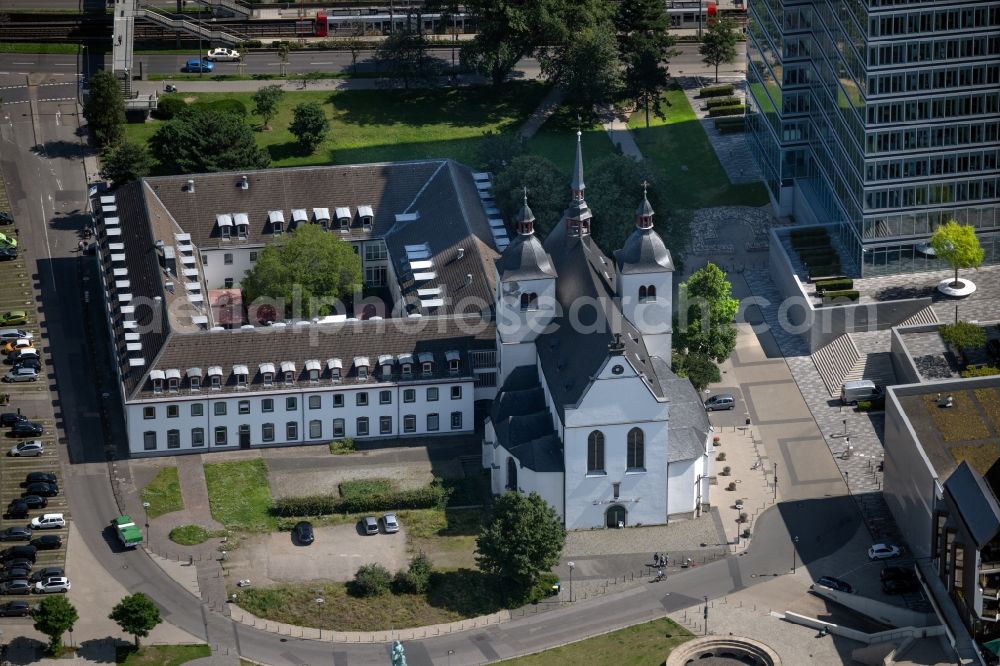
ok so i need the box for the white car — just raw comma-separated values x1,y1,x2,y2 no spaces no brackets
0,329,31,342
30,514,65,530
34,577,70,594
868,543,901,560
205,47,241,61
9,440,43,457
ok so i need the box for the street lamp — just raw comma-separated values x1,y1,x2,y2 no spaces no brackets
567,561,575,602
792,536,799,573
142,501,150,528
773,462,778,501
703,595,709,635
447,649,455,666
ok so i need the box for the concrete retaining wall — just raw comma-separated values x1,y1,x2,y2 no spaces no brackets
809,586,938,628
783,611,946,645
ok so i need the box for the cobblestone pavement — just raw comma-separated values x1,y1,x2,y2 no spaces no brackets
854,264,1000,322
678,76,763,185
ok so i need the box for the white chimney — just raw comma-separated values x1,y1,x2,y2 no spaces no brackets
186,179,195,193
154,296,163,305
165,282,174,294
465,273,473,286
240,176,249,190
456,248,465,260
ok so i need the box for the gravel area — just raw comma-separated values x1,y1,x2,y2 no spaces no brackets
269,463,435,499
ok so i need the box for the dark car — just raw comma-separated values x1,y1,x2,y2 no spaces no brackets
881,566,918,583
3,559,33,572
14,358,40,372
3,502,27,520
24,472,56,486
0,413,26,427
29,567,62,583
815,576,853,594
0,567,31,583
0,248,17,261
10,421,42,437
292,521,314,545
22,482,57,498
17,496,47,510
0,580,31,595
0,211,13,224
0,527,32,542
0,601,33,617
882,577,919,595
30,535,62,551
0,545,36,563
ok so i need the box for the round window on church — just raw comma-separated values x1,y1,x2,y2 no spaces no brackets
612,365,624,375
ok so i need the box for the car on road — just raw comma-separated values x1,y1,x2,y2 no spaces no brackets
0,567,31,583
868,544,902,560
29,567,63,583
0,601,34,617
0,248,17,261
881,566,917,582
30,535,62,550
292,521,314,545
0,329,31,343
4,367,38,383
9,440,43,456
24,472,56,486
205,47,240,61
0,412,27,426
0,312,27,326
381,513,400,534
815,576,853,594
34,577,70,594
23,482,58,498
704,394,736,411
362,516,379,535
2,339,32,355
882,577,919,594
30,514,65,530
0,528,32,542
184,59,214,73
11,421,43,437
0,580,31,595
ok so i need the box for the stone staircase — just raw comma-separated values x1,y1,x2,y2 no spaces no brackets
844,351,896,388
811,334,861,396
898,306,939,327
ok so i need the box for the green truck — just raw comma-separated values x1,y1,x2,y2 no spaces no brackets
113,515,143,548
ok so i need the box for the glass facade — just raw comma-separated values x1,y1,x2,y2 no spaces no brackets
747,0,1000,275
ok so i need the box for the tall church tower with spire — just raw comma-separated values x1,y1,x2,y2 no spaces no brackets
614,185,675,362
564,131,593,237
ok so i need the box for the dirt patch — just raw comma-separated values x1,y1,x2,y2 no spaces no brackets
268,460,443,500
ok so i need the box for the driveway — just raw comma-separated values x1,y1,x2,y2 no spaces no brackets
227,524,409,584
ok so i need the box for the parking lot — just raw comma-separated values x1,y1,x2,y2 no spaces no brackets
0,182,69,607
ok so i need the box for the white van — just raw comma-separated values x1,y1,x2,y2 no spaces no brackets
840,380,882,405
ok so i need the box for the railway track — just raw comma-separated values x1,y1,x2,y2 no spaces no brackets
0,18,308,41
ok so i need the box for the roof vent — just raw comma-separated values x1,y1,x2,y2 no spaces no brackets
456,248,465,260
240,176,249,190
465,273,473,285
186,179,195,193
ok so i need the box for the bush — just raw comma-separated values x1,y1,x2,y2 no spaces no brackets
808,264,843,280
193,98,247,117
822,289,860,303
738,512,748,523
705,96,742,109
716,452,726,461
961,366,1000,378
741,529,751,539
351,564,391,597
271,483,448,516
814,278,854,293
857,397,886,411
708,104,745,117
699,83,735,97
714,117,745,133
393,554,433,594
241,40,263,49
790,228,830,241
328,438,355,455
156,95,187,120
721,466,731,476
727,482,737,491
940,321,987,351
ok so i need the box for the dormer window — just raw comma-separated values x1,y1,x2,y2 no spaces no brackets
150,369,165,394
207,365,223,391
233,364,249,388
259,362,276,387
422,362,432,375
401,363,412,377
281,361,296,385
336,207,351,232
165,368,181,392
358,366,368,380
354,356,370,381
418,352,434,377
358,205,374,230
327,358,343,382
445,351,460,376
268,210,284,235
234,213,249,239
378,354,394,378
217,214,233,240
313,208,330,227
291,209,308,230
187,367,202,391
519,292,538,311
305,359,321,383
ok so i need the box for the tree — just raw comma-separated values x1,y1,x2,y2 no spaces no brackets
623,35,672,128
351,563,392,597
699,18,739,83
149,108,270,175
374,28,441,89
460,0,545,87
289,101,330,154
241,224,362,318
34,596,78,654
930,220,984,288
493,154,566,238
674,350,721,391
586,154,666,252
276,42,290,77
251,84,284,131
674,262,738,363
100,140,152,188
343,31,368,75
540,19,622,115
109,592,161,648
616,0,678,127
473,130,526,175
476,491,565,600
83,70,125,148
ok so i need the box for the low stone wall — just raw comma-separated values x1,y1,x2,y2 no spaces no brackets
666,635,781,666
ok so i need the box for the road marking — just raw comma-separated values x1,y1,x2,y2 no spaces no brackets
12,62,34,66
266,62,281,65
309,62,333,65
38,194,57,295
52,64,74,67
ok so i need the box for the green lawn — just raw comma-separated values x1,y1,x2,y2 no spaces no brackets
527,105,617,176
628,87,769,210
203,459,277,532
497,618,693,665
125,81,549,171
139,466,183,519
169,524,221,545
115,644,210,665
0,42,78,55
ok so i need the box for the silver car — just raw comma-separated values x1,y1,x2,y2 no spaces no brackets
9,440,43,457
362,516,379,535
3,367,37,383
381,513,400,534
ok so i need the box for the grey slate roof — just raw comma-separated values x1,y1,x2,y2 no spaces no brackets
614,226,674,275
944,461,1000,549
490,365,563,474
495,233,557,282
654,360,711,462
510,434,564,473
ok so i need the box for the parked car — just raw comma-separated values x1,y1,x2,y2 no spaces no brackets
881,566,917,582
205,47,240,61
0,329,31,342
29,514,65,530
362,516,379,535
0,527,32,542
0,567,31,583
23,482,58,498
867,543,901,560
3,558,33,571
292,521,314,545
34,577,70,594
13,358,41,372
0,601,34,616
24,472,56,486
2,339,32,355
11,422,43,437
0,233,16,249
17,495,47,510
0,211,12,224
7,348,38,364
0,580,31,595
0,412,26,426
30,535,62,550
0,312,28,326
0,545,36,562
381,513,400,534
4,367,38,383
3,502,28,519
9,440,43,456
184,59,214,73
815,576,853,594
0,248,17,261
29,567,63,583
882,577,919,594
704,393,736,411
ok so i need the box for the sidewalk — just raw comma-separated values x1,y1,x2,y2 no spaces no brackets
598,104,644,160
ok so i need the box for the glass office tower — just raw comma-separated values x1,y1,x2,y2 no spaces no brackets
747,0,1000,276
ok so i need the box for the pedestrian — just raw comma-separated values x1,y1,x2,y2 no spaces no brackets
652,552,659,566
78,240,85,252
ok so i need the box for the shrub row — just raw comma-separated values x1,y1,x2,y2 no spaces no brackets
271,483,448,517
708,104,745,117
808,264,842,280
822,289,860,303
790,227,829,241
699,83,735,98
791,234,831,249
714,117,745,133
156,95,187,120
814,278,854,293
961,366,1000,378
706,96,742,109
798,248,834,262
857,397,885,411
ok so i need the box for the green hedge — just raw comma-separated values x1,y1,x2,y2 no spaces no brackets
714,117,746,133
271,483,448,517
790,228,829,241
815,278,854,293
791,235,831,249
808,265,843,280
857,397,885,411
156,95,187,120
699,83,735,98
708,104,745,117
961,366,1000,378
822,289,860,303
706,96,742,109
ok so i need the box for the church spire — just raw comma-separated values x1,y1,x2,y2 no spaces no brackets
570,130,585,199
635,181,654,230
516,187,535,236
564,131,592,236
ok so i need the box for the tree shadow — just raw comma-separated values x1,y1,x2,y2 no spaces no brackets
425,568,506,615
3,636,46,666
267,141,306,163
30,140,94,160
